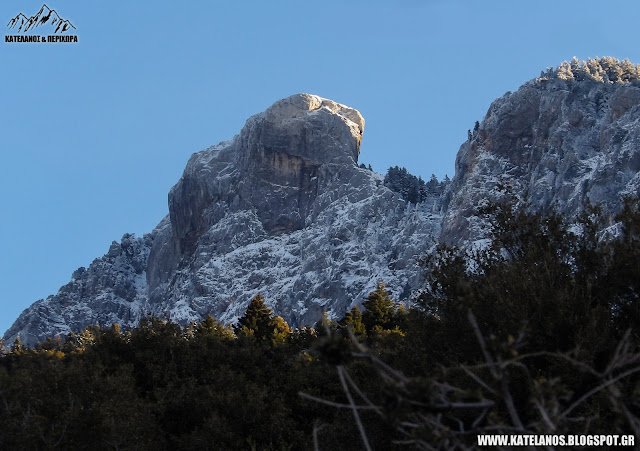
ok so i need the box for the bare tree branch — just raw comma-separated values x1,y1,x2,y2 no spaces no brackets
337,365,373,451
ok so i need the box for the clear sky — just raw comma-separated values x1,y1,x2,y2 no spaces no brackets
2,0,640,337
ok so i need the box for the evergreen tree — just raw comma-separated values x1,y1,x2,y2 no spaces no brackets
384,166,424,204
586,57,605,82
599,56,623,83
620,58,638,82
425,174,440,195
234,295,291,344
196,314,235,339
338,306,367,340
362,281,397,332
556,60,574,80
271,315,292,344
235,294,276,341
569,57,582,78
575,58,590,81
12,337,26,354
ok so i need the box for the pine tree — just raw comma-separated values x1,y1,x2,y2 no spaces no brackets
570,57,581,78
339,306,367,340
586,58,604,82
426,174,440,195
12,337,26,354
235,294,276,341
362,281,397,332
196,314,235,339
384,166,425,204
574,58,590,82
599,56,623,83
556,61,574,81
620,58,637,82
271,315,292,344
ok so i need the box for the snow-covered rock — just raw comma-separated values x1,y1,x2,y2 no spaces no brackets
4,233,153,346
442,77,640,244
5,94,441,346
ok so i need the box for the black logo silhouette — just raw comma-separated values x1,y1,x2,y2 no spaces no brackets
7,4,75,34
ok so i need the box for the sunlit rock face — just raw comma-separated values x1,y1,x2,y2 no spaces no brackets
167,94,364,255
5,94,442,346
441,78,640,244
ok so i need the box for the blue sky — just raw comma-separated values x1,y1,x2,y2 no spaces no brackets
2,0,640,337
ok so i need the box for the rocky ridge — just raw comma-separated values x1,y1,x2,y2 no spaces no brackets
442,75,640,244
5,94,442,346
6,71,640,346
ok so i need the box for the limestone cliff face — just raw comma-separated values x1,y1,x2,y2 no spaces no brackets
166,94,364,259
442,77,640,244
5,94,440,346
144,94,438,328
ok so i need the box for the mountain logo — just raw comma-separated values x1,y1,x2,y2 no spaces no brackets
7,4,75,34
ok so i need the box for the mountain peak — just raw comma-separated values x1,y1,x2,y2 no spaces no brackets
4,94,440,346
168,94,367,253
265,93,365,134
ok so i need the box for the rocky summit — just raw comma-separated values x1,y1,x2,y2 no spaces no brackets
6,65,640,346
5,94,442,346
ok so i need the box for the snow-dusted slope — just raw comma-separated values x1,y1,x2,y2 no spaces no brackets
5,94,442,346
442,77,640,244
4,234,153,346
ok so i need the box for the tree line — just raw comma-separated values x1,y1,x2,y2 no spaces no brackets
384,166,450,204
549,56,640,83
